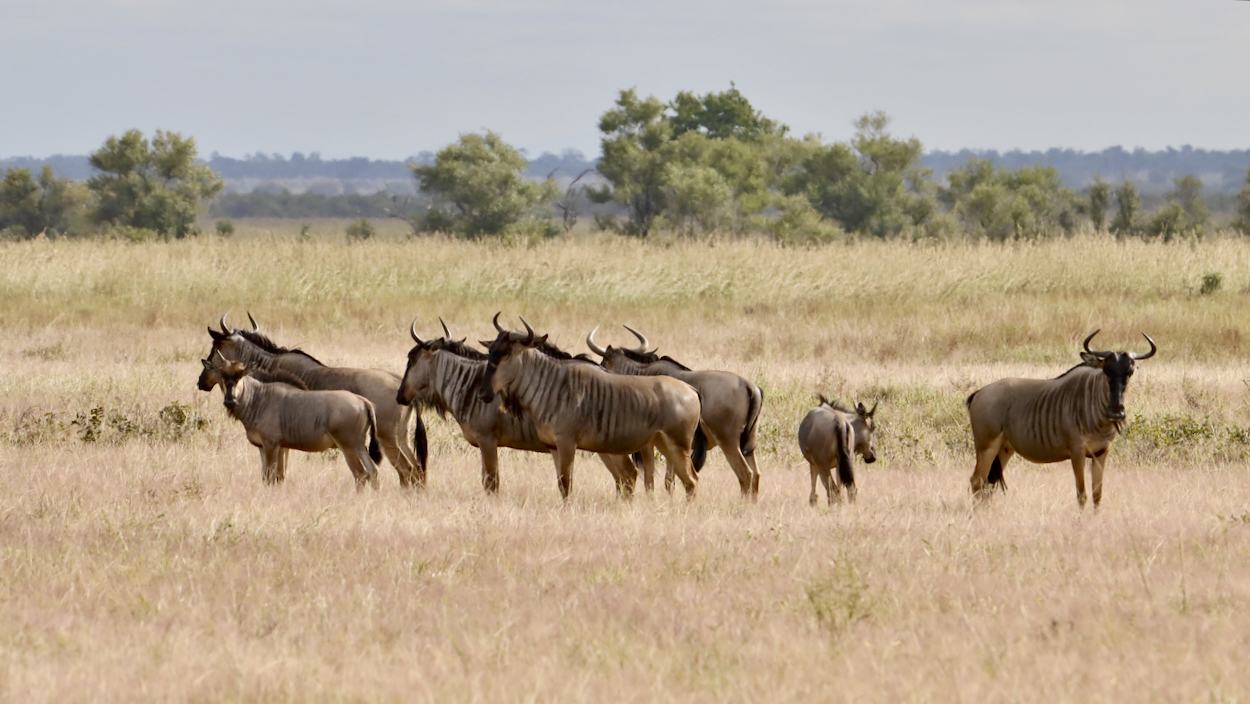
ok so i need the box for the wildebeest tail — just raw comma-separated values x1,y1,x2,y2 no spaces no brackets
631,450,645,469
966,390,978,408
837,429,856,489
412,410,429,471
740,384,762,457
986,456,1007,491
692,424,708,473
366,403,383,465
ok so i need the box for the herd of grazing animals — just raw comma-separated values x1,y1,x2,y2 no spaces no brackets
197,313,1157,508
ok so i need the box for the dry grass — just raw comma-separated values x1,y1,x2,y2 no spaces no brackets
2,224,1250,702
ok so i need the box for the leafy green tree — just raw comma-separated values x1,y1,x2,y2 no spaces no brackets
668,83,786,142
1110,180,1141,235
939,159,1079,241
1087,177,1110,232
1168,174,1207,233
0,166,93,238
88,129,224,238
587,89,674,237
412,131,557,238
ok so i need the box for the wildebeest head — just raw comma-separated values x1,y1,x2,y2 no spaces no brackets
586,325,691,373
397,319,448,406
1078,330,1157,422
202,350,251,410
478,313,547,403
820,394,878,463
206,310,258,360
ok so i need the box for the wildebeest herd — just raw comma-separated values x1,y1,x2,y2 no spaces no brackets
197,312,1156,508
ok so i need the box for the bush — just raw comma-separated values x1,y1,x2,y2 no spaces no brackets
215,220,235,237
1200,272,1222,295
345,218,375,241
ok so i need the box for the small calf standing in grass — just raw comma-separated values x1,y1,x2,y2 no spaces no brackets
798,397,877,506
198,351,383,490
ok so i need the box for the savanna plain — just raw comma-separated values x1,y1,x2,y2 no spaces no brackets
2,220,1250,703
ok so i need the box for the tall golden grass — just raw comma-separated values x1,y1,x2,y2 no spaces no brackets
1,223,1249,702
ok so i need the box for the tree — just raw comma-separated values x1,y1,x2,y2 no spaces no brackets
1110,180,1140,235
0,166,93,238
1087,177,1110,232
1235,169,1250,235
938,159,1079,241
88,129,223,238
412,131,557,238
1168,174,1207,233
587,89,674,237
668,83,786,142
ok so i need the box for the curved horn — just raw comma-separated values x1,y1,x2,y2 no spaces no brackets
623,325,650,353
439,317,451,339
219,311,232,334
410,318,424,345
518,316,536,343
868,400,878,416
492,312,505,334
586,326,608,356
210,348,226,364
1133,333,1157,360
246,311,258,331
1082,329,1111,357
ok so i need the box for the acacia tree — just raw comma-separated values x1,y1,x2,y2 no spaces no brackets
412,131,557,238
586,89,674,237
1087,177,1110,232
88,129,223,238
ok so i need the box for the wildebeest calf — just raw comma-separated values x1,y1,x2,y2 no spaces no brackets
198,351,383,490
797,396,877,506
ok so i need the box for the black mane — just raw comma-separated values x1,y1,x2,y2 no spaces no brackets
234,329,325,365
619,347,691,371
820,397,852,413
439,338,489,360
537,340,600,366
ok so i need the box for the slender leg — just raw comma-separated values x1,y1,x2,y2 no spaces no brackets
599,453,636,499
744,450,760,496
821,465,838,505
276,448,289,483
712,429,756,499
553,443,576,500
336,438,371,491
970,435,1004,501
1090,451,1107,508
808,460,820,506
480,440,500,494
1070,450,1088,509
657,434,697,499
260,446,277,484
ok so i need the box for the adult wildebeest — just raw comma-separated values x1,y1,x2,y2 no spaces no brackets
198,351,383,489
478,315,704,499
397,321,638,496
966,330,1157,508
587,325,762,497
207,312,427,488
797,396,877,506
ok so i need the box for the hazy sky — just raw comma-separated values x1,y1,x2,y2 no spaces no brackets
2,0,1247,159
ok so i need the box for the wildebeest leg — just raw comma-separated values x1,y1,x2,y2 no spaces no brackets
1070,450,1088,509
712,429,757,500
744,450,760,495
379,425,417,489
276,448,289,483
479,439,501,494
656,434,697,499
260,445,284,484
808,460,821,506
337,438,373,492
553,443,576,500
1089,450,1108,508
599,453,636,499
970,435,1004,501
987,448,1012,493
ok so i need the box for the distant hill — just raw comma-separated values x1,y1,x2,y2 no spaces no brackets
3,147,1246,195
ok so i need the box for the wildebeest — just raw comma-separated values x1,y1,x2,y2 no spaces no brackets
587,325,762,497
198,351,383,489
797,396,877,505
397,321,638,496
966,330,1157,508
478,315,704,499
208,312,427,488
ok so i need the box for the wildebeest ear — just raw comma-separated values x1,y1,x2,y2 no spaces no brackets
201,358,211,369
208,326,226,341
856,401,867,415
817,393,830,406
1080,352,1104,367
479,340,493,348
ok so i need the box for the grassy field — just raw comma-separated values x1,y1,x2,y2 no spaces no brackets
2,222,1250,702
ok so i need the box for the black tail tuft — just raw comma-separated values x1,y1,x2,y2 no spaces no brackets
837,446,855,490
740,385,762,457
366,405,383,464
631,450,645,469
986,456,1007,491
412,411,429,472
966,390,978,408
692,425,708,473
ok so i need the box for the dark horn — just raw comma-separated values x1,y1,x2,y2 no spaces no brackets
623,325,650,353
246,311,258,331
410,318,423,344
1133,333,1157,360
518,316,536,343
586,326,608,356
492,312,505,334
220,312,232,334
1082,329,1111,357
439,317,451,339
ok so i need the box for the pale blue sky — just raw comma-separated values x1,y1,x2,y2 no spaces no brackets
2,0,1247,159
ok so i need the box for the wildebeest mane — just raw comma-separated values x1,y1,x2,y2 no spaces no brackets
1054,361,1096,379
439,338,489,360
819,396,852,413
234,329,325,366
619,348,692,371
537,340,600,366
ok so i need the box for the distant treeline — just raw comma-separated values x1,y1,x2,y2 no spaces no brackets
5,146,1249,196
